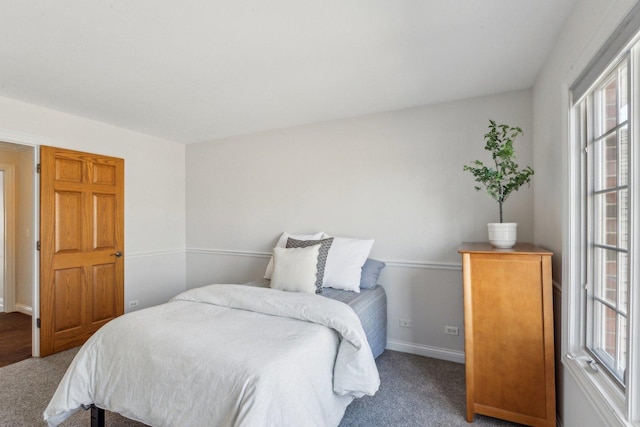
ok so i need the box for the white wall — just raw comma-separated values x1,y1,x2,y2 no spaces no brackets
186,89,534,361
532,0,637,426
16,148,34,312
0,95,187,316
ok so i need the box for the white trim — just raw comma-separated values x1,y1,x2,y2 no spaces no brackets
564,38,640,427
31,139,39,358
188,248,270,259
567,0,638,89
0,163,16,313
563,356,633,427
627,39,640,425
565,84,584,369
125,249,185,259
0,302,32,315
0,128,50,147
386,339,465,364
186,248,462,271
15,303,32,315
570,1,640,102
0,129,45,357
383,259,461,271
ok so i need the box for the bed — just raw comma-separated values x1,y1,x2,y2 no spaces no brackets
245,278,387,359
44,281,387,427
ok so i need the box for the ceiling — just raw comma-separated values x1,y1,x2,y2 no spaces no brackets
0,1,578,144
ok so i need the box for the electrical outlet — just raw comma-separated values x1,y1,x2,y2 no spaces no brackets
128,300,139,308
399,319,413,328
445,326,459,336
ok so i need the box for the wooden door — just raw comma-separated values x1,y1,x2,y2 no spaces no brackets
40,146,124,356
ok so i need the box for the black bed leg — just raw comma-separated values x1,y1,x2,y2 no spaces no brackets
90,405,105,427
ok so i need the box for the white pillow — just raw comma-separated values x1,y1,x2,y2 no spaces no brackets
263,232,324,279
270,245,321,294
322,236,374,292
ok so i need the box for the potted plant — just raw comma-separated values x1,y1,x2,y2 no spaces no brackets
463,120,534,248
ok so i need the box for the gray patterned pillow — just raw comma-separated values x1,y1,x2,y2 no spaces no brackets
286,237,334,294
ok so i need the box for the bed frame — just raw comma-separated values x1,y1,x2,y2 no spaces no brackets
90,406,104,427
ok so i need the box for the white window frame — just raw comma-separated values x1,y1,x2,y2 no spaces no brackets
585,56,630,386
566,40,640,427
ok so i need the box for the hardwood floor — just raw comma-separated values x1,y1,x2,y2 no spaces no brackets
0,312,32,367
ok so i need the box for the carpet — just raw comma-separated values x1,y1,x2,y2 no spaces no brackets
0,348,522,426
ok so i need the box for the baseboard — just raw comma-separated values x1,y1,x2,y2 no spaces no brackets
1,303,31,315
386,339,465,364
15,303,32,315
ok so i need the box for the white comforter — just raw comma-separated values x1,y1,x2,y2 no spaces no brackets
44,284,380,427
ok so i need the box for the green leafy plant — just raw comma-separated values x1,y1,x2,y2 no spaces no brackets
463,120,534,223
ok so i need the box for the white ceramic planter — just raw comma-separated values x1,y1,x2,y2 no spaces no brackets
487,223,517,249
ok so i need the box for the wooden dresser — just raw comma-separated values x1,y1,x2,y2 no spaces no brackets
458,243,556,427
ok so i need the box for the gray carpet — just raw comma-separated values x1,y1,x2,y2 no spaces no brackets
0,348,522,426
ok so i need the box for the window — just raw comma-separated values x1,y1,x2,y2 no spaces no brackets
569,35,639,426
582,57,630,386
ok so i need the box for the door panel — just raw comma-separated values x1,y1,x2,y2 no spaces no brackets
92,163,116,185
53,268,83,332
40,146,124,356
93,194,116,249
55,157,83,182
54,191,83,252
91,263,118,323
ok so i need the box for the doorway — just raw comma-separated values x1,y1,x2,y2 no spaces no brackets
0,140,36,364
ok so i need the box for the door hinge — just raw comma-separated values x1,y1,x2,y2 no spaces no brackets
37,163,41,173
36,318,41,328
37,241,40,251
